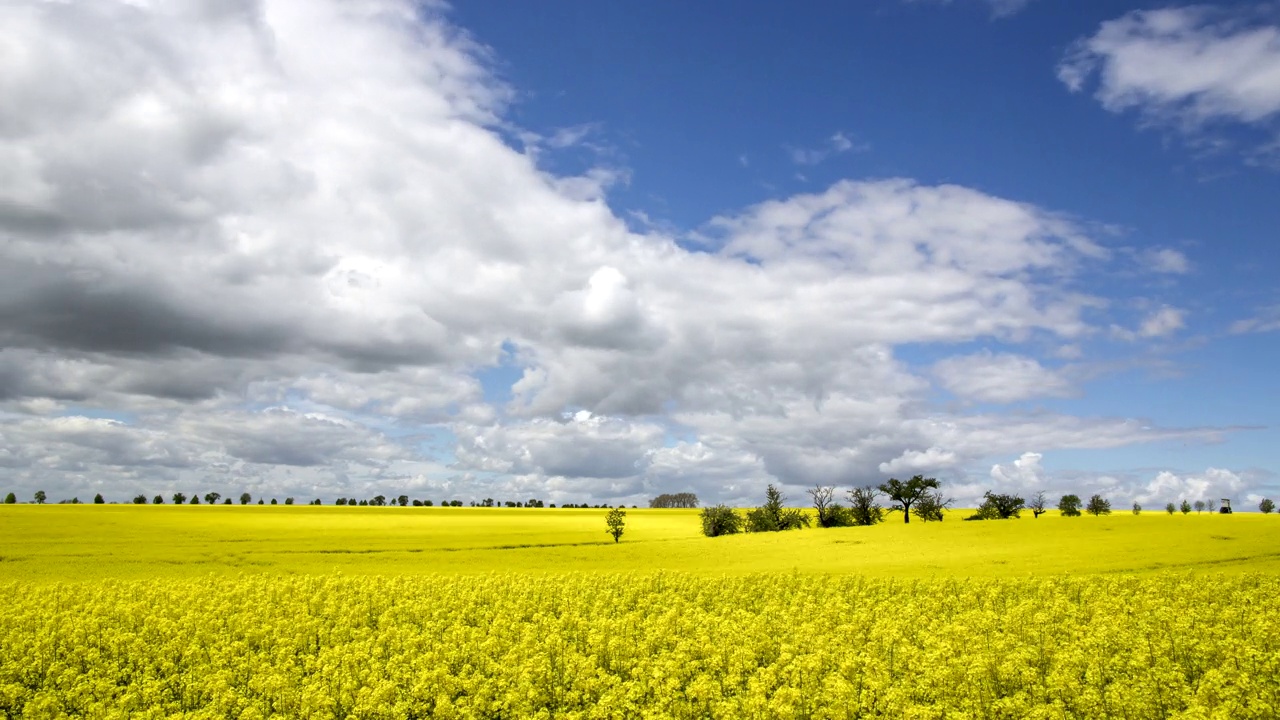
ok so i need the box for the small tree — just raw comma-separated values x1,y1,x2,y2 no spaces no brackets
808,486,853,528
3,492,14,504
1029,491,1048,519
240,492,251,505
1132,502,1141,515
605,507,626,543
1165,502,1175,515
34,490,46,504
700,505,744,537
284,497,294,505
190,495,199,505
172,492,186,505
1058,494,1082,517
94,493,105,505
424,500,434,507
132,494,147,504
1261,498,1276,514
912,491,952,522
371,495,385,507
1193,500,1205,514
879,476,941,524
1207,499,1217,513
257,499,264,505
746,485,810,532
204,492,220,505
1180,499,1191,515
271,498,279,505
152,495,164,504
223,498,232,505
397,495,409,507
848,486,885,526
1086,494,1112,516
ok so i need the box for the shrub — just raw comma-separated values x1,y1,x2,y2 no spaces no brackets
1059,494,1082,517
966,492,1024,521
848,486,885,526
699,505,743,537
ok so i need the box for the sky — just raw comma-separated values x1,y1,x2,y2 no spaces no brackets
1,0,1278,508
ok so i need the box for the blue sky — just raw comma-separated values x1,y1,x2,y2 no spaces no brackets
0,0,1277,507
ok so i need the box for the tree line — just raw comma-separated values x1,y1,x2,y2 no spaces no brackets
1,490,639,509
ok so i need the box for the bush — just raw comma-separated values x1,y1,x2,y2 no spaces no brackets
745,485,810,532
700,505,743,537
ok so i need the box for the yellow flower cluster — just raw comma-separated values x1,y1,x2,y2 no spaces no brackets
1,573,1276,718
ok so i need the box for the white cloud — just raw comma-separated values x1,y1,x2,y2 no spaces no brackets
989,451,1046,490
1230,305,1280,334
1144,248,1191,274
1140,306,1186,338
933,351,1073,403
879,447,959,475
1060,7,1280,161
786,132,868,165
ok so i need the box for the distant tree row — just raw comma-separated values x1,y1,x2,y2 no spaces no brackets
649,493,699,509
1,491,636,509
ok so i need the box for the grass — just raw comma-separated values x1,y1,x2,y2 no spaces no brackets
2,505,1277,582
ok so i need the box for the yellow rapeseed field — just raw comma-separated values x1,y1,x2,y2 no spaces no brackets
2,506,1278,718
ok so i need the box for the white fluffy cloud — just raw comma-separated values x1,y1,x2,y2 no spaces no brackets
0,0,1230,503
1060,6,1280,162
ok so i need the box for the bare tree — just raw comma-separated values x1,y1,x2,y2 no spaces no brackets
1029,491,1048,519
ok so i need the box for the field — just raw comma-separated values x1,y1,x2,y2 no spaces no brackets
2,505,1279,581
2,506,1279,718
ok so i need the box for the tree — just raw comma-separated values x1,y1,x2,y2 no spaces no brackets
33,490,46,504
94,493,106,505
257,499,264,505
397,495,409,507
847,486,885,526
1165,502,1176,515
424,500,434,507
240,493,252,505
700,505,744,537
808,486,854,528
1086,494,1112,516
912,491,952,522
3,492,14,504
649,493,699,509
190,495,200,505
133,494,147,504
204,492,220,505
878,475,940,524
371,495,385,507
967,492,1024,521
172,492,186,505
1180,500,1191,515
1058,494,1082,517
1194,500,1205,514
223,498,232,504
1132,502,1141,515
271,498,278,505
605,507,626,543
746,485,810,532
1207,499,1217,513
284,497,294,505
1261,498,1276,514
1029,491,1048,519
152,495,164,504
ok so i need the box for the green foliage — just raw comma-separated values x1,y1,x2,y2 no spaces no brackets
240,493,252,505
284,498,295,506
33,490,46,505
190,496,199,505
1086,495,1112,516
1059,494,1082,517
745,485,810,532
878,475,940,524
397,495,409,507
2,493,14,504
845,486,885,527
1166,502,1176,515
132,495,147,505
1261,498,1275,514
204,492,220,505
1180,500,1191,515
1194,500,1205,514
808,486,854,528
1132,502,1142,515
912,491,952,522
152,495,164,505
966,492,1024,521
605,507,626,543
172,493,186,505
699,505,743,537
94,493,105,505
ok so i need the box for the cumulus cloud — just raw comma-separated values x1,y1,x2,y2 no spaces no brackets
989,451,1046,490
1060,6,1280,162
0,0,1233,502
1144,248,1191,274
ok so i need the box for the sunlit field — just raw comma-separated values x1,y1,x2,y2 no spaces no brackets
1,504,1278,581
3,506,1279,717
